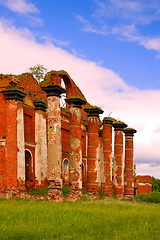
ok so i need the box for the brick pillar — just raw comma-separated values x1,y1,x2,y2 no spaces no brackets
84,106,103,192
98,129,103,189
42,85,66,188
112,121,127,196
102,117,116,196
65,97,86,189
2,89,26,190
124,128,137,197
34,101,48,188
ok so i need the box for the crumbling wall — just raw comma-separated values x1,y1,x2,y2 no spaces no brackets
0,70,151,197
135,175,152,195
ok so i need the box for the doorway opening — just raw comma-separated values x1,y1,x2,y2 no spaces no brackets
25,150,33,190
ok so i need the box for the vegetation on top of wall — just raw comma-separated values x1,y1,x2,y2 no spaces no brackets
33,99,47,104
40,81,66,92
4,87,27,95
41,70,66,86
103,117,117,122
65,96,86,102
83,105,103,111
49,70,65,76
16,73,29,78
112,120,126,124
124,127,136,131
28,64,47,83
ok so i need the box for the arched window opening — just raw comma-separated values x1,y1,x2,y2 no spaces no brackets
25,150,33,190
81,163,86,189
63,159,69,186
60,78,66,108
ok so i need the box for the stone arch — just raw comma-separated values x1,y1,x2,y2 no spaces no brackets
62,158,69,186
43,70,86,99
25,149,33,190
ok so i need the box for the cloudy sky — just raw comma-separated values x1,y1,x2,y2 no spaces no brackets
0,0,160,178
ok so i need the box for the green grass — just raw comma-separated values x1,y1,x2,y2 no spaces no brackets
0,198,160,240
27,188,49,197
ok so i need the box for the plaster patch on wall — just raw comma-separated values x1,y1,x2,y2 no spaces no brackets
17,106,25,180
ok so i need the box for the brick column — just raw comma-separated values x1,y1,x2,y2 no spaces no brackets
42,85,66,188
2,89,26,190
102,117,116,196
112,121,127,196
84,106,103,192
124,128,137,197
34,101,48,188
65,97,86,189
98,129,103,189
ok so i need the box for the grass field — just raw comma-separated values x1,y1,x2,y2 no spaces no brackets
0,198,160,240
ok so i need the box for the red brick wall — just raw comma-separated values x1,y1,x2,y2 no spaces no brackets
61,121,69,154
0,145,5,191
5,100,18,189
0,92,6,192
135,175,152,195
0,93,6,136
24,106,35,143
81,130,87,158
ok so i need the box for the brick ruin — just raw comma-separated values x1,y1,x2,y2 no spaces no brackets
0,70,152,198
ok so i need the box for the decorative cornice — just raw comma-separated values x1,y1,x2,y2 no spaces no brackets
103,117,117,125
84,106,104,117
112,121,128,131
2,89,26,102
34,101,47,112
124,127,137,136
65,97,86,109
42,85,66,97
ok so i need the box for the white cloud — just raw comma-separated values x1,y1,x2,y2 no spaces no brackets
137,163,160,178
41,36,70,47
76,15,108,35
112,23,160,56
0,18,160,178
94,0,160,24
0,0,39,14
142,37,160,52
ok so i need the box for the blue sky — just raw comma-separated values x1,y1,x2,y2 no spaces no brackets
0,0,160,178
1,0,160,89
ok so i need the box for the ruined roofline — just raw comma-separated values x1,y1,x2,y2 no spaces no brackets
41,70,87,101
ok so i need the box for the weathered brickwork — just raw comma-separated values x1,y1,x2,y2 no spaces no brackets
0,70,151,196
112,122,127,196
124,128,137,197
65,98,86,190
135,175,152,195
101,118,115,195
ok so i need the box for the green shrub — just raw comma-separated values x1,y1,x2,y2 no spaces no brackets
152,177,160,192
135,192,160,203
98,191,105,199
81,190,88,201
27,188,49,197
62,186,69,197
